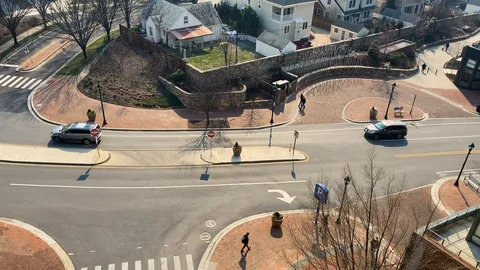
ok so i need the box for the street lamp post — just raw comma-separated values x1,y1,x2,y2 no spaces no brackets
454,143,475,187
335,176,351,224
384,82,397,120
270,86,278,125
97,83,107,126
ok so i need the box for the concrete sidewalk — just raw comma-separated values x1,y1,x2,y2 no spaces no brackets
103,146,307,167
0,143,110,166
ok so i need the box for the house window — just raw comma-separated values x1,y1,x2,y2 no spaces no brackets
325,11,330,18
414,4,419,14
363,11,370,18
184,16,188,23
248,0,250,4
327,0,331,4
467,59,477,69
345,16,349,21
366,0,372,4
149,26,153,36
334,27,338,33
284,7,293,15
302,22,308,29
284,25,290,34
348,0,356,8
349,33,353,38
404,6,413,14
316,8,322,14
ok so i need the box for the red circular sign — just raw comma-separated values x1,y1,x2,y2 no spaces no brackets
207,130,215,138
90,128,100,137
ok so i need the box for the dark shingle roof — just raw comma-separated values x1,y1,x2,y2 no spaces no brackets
381,8,417,24
141,0,186,30
185,2,222,26
257,30,292,50
332,19,366,33
265,0,315,6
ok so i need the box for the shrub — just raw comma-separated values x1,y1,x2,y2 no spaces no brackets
396,21,404,29
385,52,409,68
170,69,185,85
368,43,381,66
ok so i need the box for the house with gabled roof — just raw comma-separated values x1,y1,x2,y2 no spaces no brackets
330,19,368,40
141,0,223,51
255,30,297,56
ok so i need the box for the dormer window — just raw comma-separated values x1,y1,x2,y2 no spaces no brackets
184,16,188,23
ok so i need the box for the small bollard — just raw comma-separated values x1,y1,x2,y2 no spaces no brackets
435,69,438,75
427,68,430,73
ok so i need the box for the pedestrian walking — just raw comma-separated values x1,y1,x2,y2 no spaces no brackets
299,93,306,110
241,232,251,253
421,63,427,74
445,43,450,52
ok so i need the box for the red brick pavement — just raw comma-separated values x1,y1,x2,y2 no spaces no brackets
343,97,425,122
0,221,64,270
438,179,480,213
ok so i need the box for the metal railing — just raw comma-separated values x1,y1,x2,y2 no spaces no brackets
271,13,281,21
428,230,480,268
271,13,294,22
283,14,294,21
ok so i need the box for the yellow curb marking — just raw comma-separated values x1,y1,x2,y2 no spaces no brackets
395,150,480,158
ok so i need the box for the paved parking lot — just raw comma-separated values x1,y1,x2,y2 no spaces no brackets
310,26,333,46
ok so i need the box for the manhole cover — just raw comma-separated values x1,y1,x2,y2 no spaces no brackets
200,232,211,241
206,220,216,228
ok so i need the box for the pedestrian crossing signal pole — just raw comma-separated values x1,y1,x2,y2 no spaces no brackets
293,130,299,157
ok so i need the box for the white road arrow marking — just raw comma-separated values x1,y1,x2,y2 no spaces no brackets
268,189,296,203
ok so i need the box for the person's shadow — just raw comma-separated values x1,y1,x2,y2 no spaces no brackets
239,250,249,270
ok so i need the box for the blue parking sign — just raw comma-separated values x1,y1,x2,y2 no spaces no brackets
314,183,329,204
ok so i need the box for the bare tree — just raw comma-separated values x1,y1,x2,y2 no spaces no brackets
218,32,234,66
281,150,439,270
119,0,136,29
0,0,31,46
48,0,99,60
27,0,53,29
91,0,119,42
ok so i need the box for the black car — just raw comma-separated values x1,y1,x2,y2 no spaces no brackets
364,120,408,140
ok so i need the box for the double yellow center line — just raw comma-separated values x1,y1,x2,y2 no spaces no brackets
395,150,480,158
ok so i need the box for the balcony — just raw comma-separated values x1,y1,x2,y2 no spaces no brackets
271,13,294,22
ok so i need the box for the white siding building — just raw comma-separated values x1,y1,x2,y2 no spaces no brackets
256,30,297,56
223,0,315,41
330,19,368,40
318,0,376,23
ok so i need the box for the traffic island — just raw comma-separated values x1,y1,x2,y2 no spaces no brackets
18,37,72,72
200,146,308,165
0,217,74,270
0,143,110,166
343,97,426,123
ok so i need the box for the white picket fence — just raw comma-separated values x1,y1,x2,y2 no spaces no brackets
238,34,256,43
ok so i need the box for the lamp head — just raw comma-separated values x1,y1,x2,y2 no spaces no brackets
344,176,351,185
392,82,397,88
469,143,475,150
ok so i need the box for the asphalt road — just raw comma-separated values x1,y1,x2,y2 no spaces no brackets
2,118,480,269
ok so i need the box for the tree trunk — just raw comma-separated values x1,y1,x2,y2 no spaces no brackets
11,30,18,46
42,16,47,29
106,30,111,42
206,112,210,127
125,16,130,29
81,46,88,61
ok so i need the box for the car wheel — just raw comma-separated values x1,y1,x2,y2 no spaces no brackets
373,134,380,140
52,136,61,143
83,139,92,145
397,133,404,139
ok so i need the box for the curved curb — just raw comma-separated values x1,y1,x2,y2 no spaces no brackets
198,209,307,270
431,177,454,216
341,97,427,124
0,217,75,270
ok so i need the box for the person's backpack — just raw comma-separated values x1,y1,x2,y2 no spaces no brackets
241,235,247,244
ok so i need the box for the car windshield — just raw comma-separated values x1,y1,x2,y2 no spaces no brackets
374,122,387,130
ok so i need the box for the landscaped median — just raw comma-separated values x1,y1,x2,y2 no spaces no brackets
0,143,110,166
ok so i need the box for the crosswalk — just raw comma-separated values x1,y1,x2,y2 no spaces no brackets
79,254,195,270
0,74,43,90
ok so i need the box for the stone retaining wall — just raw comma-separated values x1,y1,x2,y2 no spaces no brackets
158,76,246,109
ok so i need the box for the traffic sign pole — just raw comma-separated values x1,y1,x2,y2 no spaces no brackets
293,130,299,157
207,130,216,160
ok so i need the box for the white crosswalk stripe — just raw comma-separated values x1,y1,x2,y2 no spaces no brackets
20,78,37,89
28,78,42,90
1,75,17,86
9,76,23,88
79,254,194,270
14,77,30,88
0,75,10,84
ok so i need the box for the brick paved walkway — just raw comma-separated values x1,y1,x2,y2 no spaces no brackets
343,97,425,122
0,221,64,270
438,179,480,213
33,75,295,129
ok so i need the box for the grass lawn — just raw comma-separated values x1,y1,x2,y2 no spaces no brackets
0,29,45,60
186,44,256,70
57,29,120,76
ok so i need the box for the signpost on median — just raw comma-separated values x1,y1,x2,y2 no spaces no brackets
91,128,100,157
314,183,329,251
292,130,299,156
207,130,215,159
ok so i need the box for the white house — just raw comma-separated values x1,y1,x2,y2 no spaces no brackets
465,0,480,13
256,30,297,56
223,0,315,42
141,0,223,50
330,19,368,40
318,0,376,23
379,8,417,26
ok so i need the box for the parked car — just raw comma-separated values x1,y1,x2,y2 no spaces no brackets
364,120,407,140
51,122,102,145
220,24,237,36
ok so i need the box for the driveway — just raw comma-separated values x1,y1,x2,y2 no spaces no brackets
310,26,333,46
